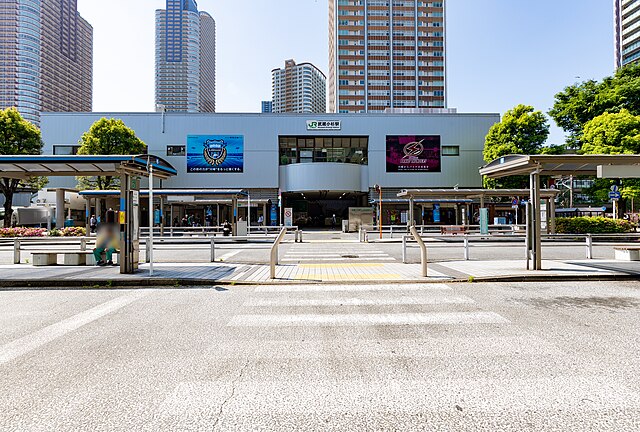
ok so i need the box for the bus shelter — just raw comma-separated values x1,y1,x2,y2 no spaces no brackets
396,188,560,228
79,189,250,235
0,155,177,274
479,154,640,270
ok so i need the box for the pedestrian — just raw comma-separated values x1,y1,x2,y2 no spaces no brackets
258,215,264,226
93,224,118,266
89,214,97,233
331,214,337,229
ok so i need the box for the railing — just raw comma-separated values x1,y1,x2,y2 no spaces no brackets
9,237,94,264
270,228,288,279
360,224,526,241
139,225,299,237
400,232,640,263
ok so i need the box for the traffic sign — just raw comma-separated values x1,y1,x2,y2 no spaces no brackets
609,191,621,200
611,185,619,193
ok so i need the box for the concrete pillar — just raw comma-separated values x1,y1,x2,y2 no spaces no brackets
159,195,165,236
96,198,102,224
55,189,65,229
216,203,220,226
262,203,267,225
232,196,238,236
455,204,460,225
408,197,414,227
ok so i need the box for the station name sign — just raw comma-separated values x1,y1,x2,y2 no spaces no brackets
306,120,341,131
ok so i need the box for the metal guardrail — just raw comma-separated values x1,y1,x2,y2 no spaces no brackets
360,224,527,241
139,225,299,237
270,228,288,279
400,232,640,263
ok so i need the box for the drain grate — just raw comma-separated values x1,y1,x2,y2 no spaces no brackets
342,255,359,258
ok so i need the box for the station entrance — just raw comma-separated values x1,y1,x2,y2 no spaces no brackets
282,191,368,228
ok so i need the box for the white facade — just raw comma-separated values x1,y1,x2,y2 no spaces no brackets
41,111,497,191
271,60,327,113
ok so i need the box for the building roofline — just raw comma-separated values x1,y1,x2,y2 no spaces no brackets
41,112,500,118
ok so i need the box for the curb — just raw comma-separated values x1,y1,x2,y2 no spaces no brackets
0,273,638,290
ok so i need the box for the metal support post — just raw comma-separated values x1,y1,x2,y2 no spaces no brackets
148,164,154,276
210,237,216,262
402,235,407,263
464,234,470,261
410,226,427,277
586,234,593,259
13,239,20,264
145,240,151,263
270,228,287,279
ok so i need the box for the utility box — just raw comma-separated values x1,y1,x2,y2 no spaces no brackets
348,207,374,232
236,220,248,236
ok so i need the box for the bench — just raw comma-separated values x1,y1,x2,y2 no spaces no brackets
440,225,468,235
30,250,119,266
614,246,640,261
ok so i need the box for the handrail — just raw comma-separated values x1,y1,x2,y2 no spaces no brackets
270,228,288,279
410,226,428,277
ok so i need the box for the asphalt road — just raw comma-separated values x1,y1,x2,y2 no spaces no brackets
1,281,639,430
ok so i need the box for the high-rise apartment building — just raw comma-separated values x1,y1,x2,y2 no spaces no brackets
615,0,640,68
261,101,273,113
155,0,216,112
41,0,93,114
0,0,92,126
328,0,446,113
271,59,327,113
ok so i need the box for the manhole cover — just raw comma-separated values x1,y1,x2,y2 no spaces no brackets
342,255,359,258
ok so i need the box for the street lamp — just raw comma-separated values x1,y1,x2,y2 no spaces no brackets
374,184,382,239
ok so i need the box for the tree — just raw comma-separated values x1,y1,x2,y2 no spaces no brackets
77,118,147,190
580,110,640,155
0,108,44,227
549,62,640,148
483,104,550,188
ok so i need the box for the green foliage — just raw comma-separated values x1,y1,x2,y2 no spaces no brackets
580,110,640,155
539,144,566,155
77,118,147,190
555,217,636,234
482,105,550,189
549,63,640,147
0,108,44,227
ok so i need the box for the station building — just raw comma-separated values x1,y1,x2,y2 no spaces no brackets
41,112,499,227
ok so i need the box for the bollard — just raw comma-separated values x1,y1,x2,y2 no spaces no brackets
210,237,216,262
145,240,151,263
464,235,470,261
13,239,20,264
409,226,427,277
586,234,593,259
402,235,407,263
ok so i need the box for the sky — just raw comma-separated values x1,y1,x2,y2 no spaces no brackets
76,0,614,145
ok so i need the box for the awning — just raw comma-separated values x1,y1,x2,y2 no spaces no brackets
397,188,560,199
479,154,640,179
79,189,248,198
0,155,177,179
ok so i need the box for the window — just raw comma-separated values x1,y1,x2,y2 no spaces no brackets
53,145,79,155
166,145,185,156
279,136,369,165
442,145,460,156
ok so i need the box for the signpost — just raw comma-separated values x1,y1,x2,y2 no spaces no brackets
610,185,621,219
284,208,293,227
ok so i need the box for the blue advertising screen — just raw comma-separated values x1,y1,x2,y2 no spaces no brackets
187,135,244,173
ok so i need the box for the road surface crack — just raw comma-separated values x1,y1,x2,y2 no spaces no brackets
212,359,250,430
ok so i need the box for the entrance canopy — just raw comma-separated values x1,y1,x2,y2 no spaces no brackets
79,189,248,201
0,155,177,179
479,154,640,178
398,188,559,200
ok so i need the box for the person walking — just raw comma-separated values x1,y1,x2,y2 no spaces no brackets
89,215,97,233
258,215,264,226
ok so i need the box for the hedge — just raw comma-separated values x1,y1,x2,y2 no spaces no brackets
555,217,636,234
0,226,86,237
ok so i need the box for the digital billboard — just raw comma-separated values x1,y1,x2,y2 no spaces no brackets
386,135,441,173
187,135,244,173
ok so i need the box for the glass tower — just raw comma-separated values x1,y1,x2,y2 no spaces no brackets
155,0,216,112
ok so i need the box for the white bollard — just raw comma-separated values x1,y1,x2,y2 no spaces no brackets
210,237,216,262
402,236,407,263
464,235,470,261
13,239,20,264
586,234,593,259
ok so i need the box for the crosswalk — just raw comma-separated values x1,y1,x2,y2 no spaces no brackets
282,242,395,262
159,283,600,429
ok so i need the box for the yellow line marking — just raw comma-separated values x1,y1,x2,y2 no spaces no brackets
300,263,384,268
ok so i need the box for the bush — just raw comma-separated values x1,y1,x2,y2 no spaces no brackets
54,227,86,237
555,217,636,234
0,227,47,237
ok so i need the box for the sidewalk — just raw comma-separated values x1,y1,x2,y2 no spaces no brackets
0,258,638,288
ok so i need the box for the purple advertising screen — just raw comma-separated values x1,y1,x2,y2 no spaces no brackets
386,135,441,173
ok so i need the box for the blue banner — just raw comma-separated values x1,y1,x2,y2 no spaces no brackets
187,135,244,173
